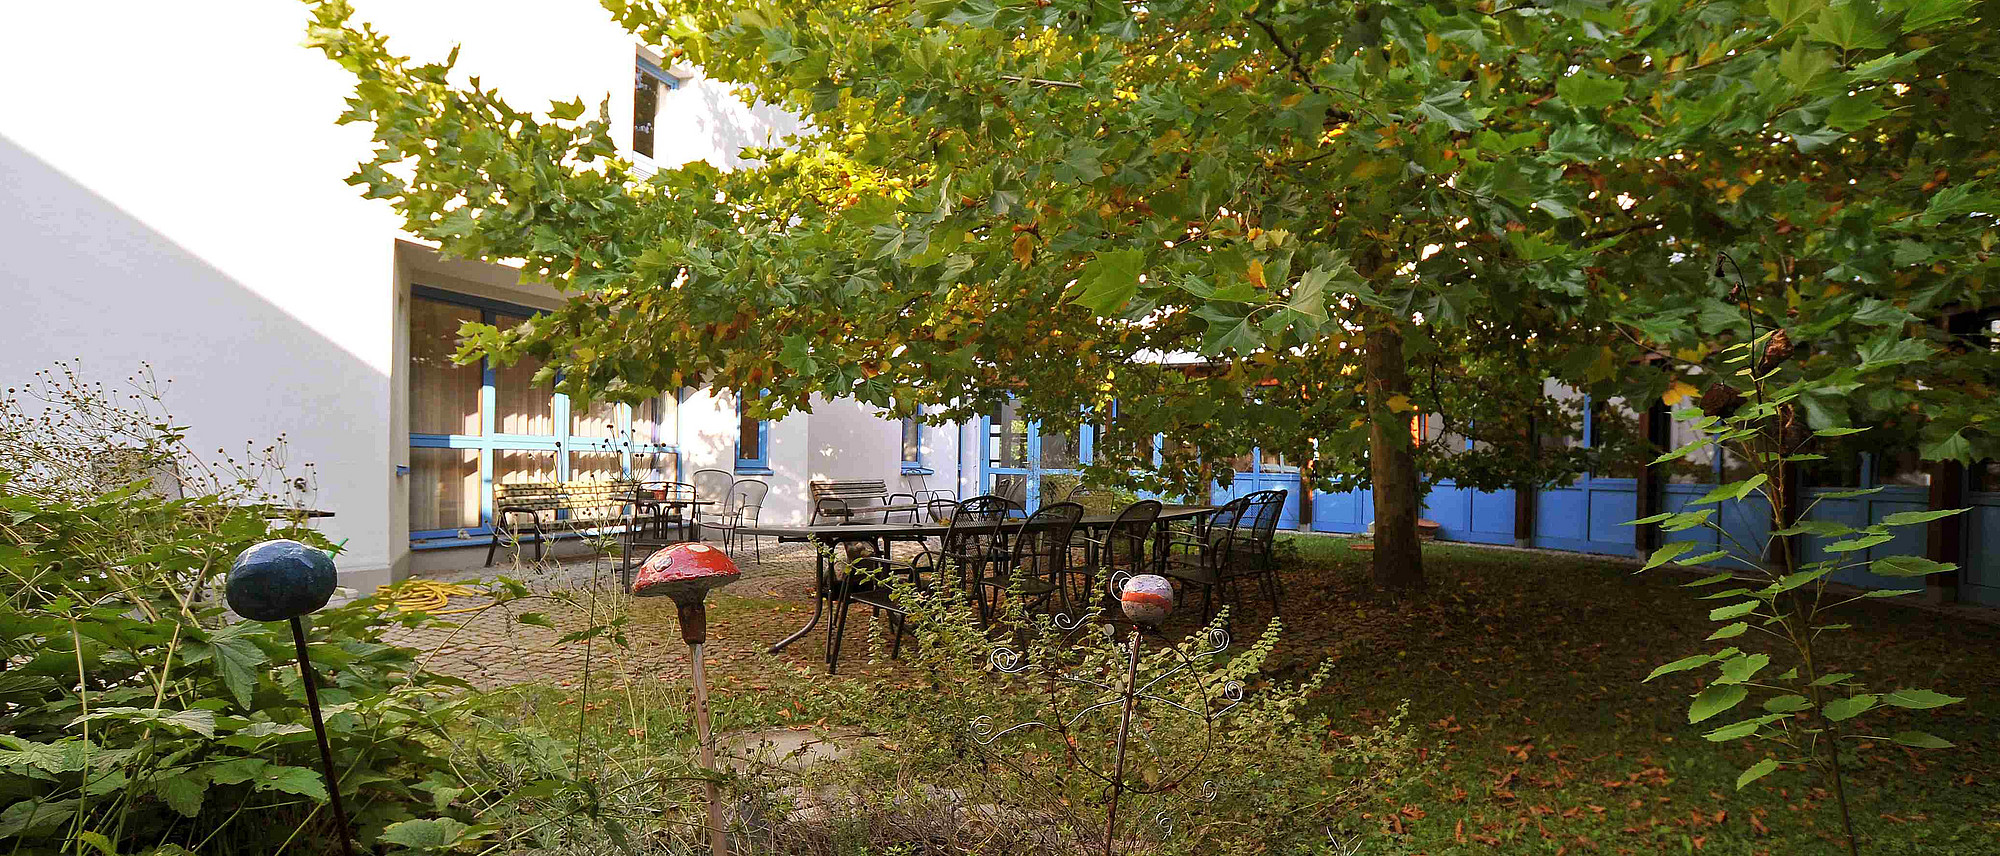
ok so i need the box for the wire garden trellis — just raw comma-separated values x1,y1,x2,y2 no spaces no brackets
967,570,1247,854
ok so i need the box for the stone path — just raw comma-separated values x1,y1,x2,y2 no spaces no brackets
384,542,925,689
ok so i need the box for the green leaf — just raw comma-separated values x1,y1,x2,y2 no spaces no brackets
1290,262,1349,322
1822,694,1879,721
1880,508,1966,527
1890,730,1953,749
1710,600,1761,621
206,623,269,709
1646,650,1729,682
1825,92,1892,131
1705,714,1783,742
1707,622,1750,640
1691,474,1767,506
1773,568,1831,593
1811,672,1855,687
1716,653,1771,685
1777,42,1835,89
1683,572,1738,587
1807,1,1893,49
1764,694,1814,713
1895,0,1976,30
1660,510,1716,532
1846,46,1935,80
517,612,555,629
379,817,472,851
1825,534,1893,553
208,758,329,802
1070,249,1144,315
1690,685,1750,723
1642,540,1696,571
1863,588,1921,598
0,798,79,838
1883,688,1965,709
1556,71,1629,109
72,707,217,738
1919,185,2000,227
1417,83,1481,131
152,774,208,817
1736,758,1781,790
1870,555,1956,577
1924,430,1974,463
1769,0,1827,25
0,736,90,773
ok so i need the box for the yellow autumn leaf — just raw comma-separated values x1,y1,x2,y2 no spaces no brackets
1386,394,1416,413
1011,233,1035,266
1246,258,1267,288
1663,380,1699,406
1280,93,1303,108
1350,416,1367,429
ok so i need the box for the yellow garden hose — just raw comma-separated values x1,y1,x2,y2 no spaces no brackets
375,579,491,615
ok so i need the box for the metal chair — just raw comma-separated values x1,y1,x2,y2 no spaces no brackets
1160,494,1272,622
691,468,734,542
976,501,1084,624
1070,499,1161,613
701,480,768,562
827,497,1001,673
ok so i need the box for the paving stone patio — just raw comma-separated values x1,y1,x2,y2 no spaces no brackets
383,540,934,689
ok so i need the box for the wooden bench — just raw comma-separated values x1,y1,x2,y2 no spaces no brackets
486,479,637,566
808,478,921,525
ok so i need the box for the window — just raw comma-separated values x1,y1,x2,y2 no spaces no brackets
632,55,677,159
406,287,681,544
736,392,770,473
901,414,925,471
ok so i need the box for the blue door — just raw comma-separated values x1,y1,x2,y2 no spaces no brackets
1209,448,1301,529
1968,461,2000,606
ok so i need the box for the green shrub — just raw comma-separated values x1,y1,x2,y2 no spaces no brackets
0,365,465,854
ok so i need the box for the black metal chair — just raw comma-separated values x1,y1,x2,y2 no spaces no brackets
1160,494,1276,622
700,479,768,562
1069,499,1162,613
1240,489,1289,600
976,501,1084,624
827,497,1008,672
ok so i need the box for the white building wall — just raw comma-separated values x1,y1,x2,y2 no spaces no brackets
1,0,961,585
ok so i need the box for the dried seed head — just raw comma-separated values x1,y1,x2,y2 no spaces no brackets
1700,385,1745,418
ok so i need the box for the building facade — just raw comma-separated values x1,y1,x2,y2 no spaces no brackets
1,0,978,589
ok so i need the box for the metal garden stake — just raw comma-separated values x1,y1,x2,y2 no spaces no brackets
631,542,742,856
971,572,1243,855
226,539,353,856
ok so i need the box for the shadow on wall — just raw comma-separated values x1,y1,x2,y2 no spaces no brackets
0,133,391,578
676,78,807,170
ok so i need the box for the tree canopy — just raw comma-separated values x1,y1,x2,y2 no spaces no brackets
306,0,1998,587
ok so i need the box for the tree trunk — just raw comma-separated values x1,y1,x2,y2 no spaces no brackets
1364,321,1424,590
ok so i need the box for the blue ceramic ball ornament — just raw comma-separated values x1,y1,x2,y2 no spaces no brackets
227,539,338,622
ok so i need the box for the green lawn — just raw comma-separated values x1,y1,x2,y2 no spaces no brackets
1266,534,2000,855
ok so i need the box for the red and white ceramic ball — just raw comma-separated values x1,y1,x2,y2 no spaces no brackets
1119,574,1174,626
630,542,741,604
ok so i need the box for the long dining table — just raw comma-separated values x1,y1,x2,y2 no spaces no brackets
745,504,1219,655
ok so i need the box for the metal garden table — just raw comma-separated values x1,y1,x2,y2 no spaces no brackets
747,504,1217,656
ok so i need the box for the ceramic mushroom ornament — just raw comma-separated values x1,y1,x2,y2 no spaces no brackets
630,542,742,643
629,542,740,856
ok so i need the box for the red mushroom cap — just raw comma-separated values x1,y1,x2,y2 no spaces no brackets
630,543,741,604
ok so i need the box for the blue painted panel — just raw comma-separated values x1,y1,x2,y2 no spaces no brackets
1968,494,2000,606
1311,489,1372,533
1422,482,1515,545
1211,473,1300,529
1468,487,1518,544
1534,479,1637,556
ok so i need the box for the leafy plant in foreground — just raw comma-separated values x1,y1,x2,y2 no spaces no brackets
1629,317,1967,855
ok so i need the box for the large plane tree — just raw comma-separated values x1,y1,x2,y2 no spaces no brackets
306,0,1996,590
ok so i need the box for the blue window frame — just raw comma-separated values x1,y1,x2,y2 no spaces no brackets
901,412,930,474
736,392,771,474
407,285,680,548
632,55,679,159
